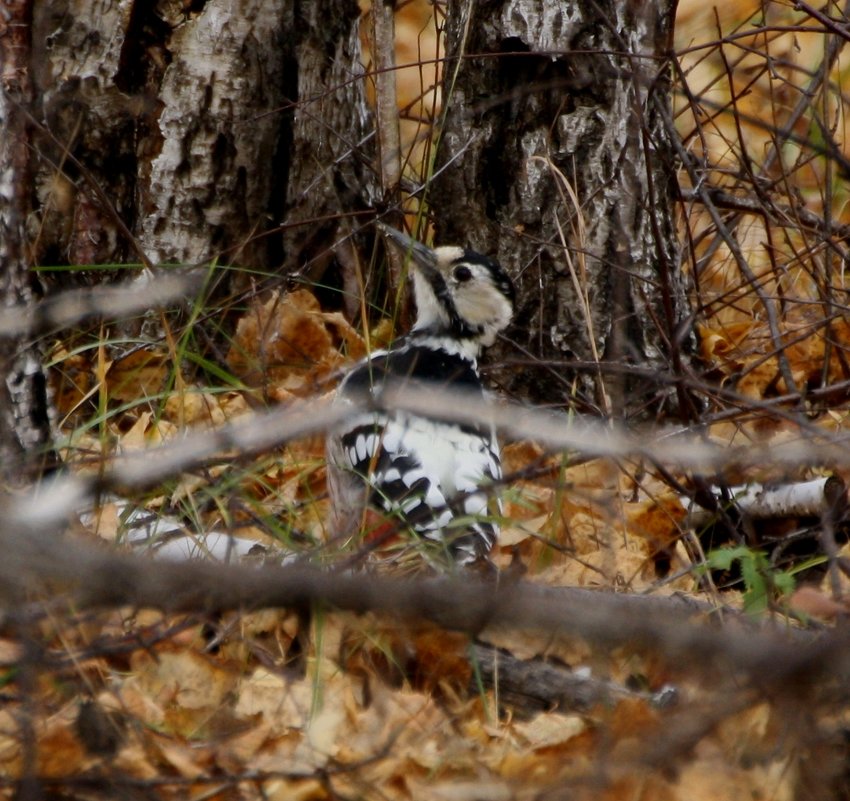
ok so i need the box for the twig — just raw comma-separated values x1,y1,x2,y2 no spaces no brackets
370,1,406,302
469,642,676,714
0,526,833,688
0,270,205,338
678,186,850,244
682,475,848,528
13,383,850,538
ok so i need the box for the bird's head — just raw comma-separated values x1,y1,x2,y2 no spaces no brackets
380,224,515,347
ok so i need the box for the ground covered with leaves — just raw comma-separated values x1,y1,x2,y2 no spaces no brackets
4,0,850,799
7,275,850,800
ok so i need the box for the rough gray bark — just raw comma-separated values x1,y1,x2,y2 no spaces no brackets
0,0,54,481
27,0,376,301
434,0,691,418
140,1,291,267
30,0,291,274
281,0,377,314
0,0,375,475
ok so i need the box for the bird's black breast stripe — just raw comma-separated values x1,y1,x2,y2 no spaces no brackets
426,273,481,339
341,345,483,393
340,345,488,437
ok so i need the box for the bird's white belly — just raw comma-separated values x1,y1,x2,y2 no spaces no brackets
381,412,499,500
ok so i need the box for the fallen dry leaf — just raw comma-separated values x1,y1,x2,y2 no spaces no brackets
788,585,850,622
227,289,365,394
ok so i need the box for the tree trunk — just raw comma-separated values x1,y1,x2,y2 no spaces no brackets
281,0,378,318
0,0,376,474
434,0,691,419
3,0,693,477
28,0,377,306
0,0,55,482
31,0,293,273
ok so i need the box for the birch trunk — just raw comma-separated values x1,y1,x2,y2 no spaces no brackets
0,0,54,480
31,0,292,271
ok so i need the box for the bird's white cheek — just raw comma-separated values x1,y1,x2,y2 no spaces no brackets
453,294,490,326
455,293,511,329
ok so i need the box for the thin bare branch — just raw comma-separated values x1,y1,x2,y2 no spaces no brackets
0,270,205,338
0,521,834,690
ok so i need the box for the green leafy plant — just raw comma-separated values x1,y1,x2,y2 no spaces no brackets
702,546,796,616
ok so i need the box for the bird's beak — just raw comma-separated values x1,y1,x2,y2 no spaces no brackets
377,223,439,278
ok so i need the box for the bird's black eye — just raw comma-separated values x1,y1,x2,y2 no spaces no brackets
453,265,473,282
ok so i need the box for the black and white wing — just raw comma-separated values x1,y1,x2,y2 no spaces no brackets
326,345,501,563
